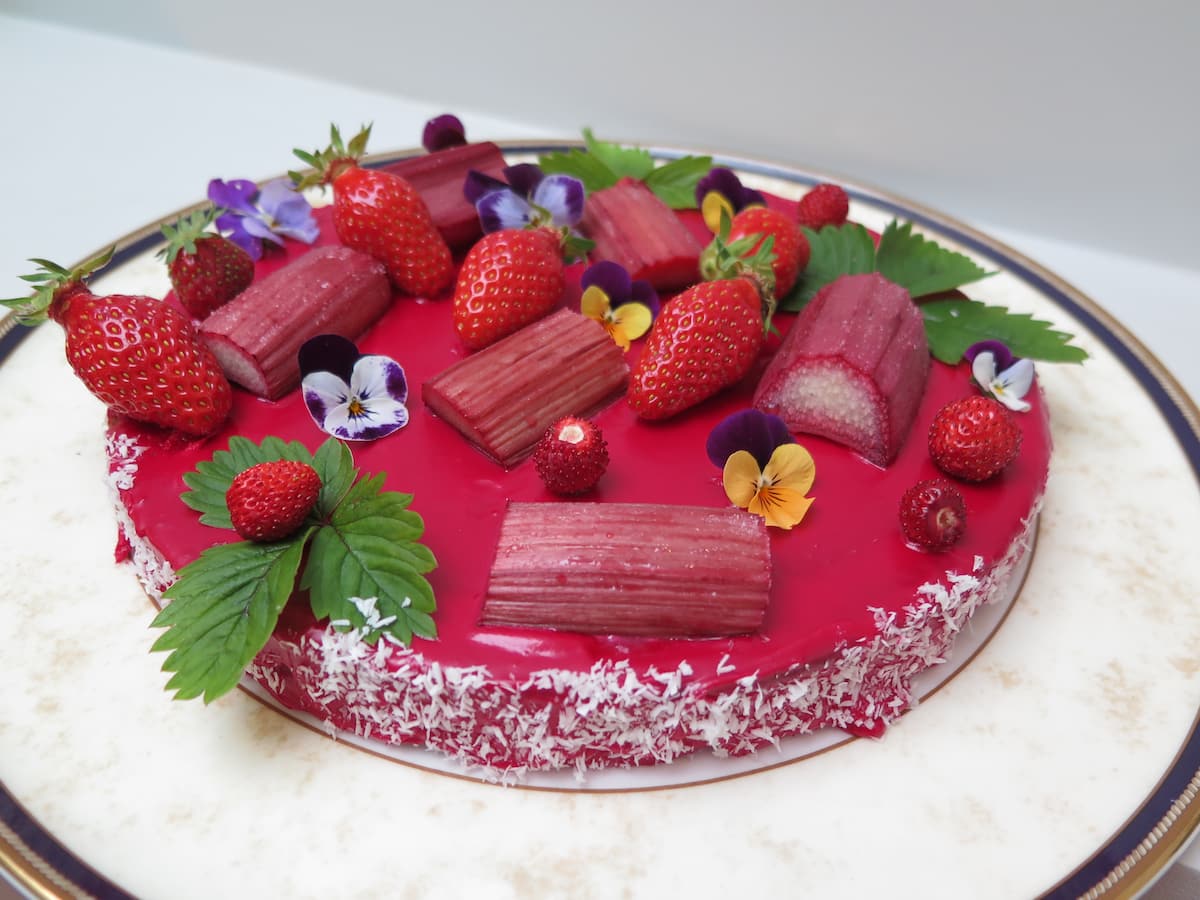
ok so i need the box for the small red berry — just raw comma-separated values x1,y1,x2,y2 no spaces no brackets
532,417,609,495
928,395,1023,482
899,479,967,551
796,183,850,230
227,460,322,542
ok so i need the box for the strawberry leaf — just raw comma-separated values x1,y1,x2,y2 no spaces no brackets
181,435,318,529
151,530,313,703
780,223,876,311
301,474,438,645
582,128,656,181
922,298,1089,364
643,155,713,209
876,220,994,297
537,149,619,194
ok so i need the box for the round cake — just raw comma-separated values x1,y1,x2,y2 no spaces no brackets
95,139,1055,781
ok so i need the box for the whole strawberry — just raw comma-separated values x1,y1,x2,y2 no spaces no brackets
533,417,609,495
227,460,322,542
796,183,850,231
453,227,565,349
724,206,809,297
928,395,1022,481
158,208,254,319
2,250,232,437
899,479,967,551
293,124,453,298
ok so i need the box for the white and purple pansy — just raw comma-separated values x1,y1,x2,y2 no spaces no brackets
299,335,409,441
422,113,467,152
208,177,319,261
464,163,586,234
965,340,1036,413
695,167,766,233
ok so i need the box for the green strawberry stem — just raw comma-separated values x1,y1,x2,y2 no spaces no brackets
157,207,220,265
698,214,778,333
0,247,116,325
291,123,373,190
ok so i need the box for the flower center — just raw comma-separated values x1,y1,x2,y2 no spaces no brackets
348,397,367,418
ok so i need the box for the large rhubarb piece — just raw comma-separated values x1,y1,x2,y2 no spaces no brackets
200,246,390,400
382,142,507,251
480,502,772,636
423,309,628,466
579,177,702,291
754,272,930,467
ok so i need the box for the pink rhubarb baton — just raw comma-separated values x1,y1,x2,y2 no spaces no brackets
480,502,772,636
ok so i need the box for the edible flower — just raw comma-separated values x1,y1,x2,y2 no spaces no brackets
965,340,1035,412
207,177,319,261
707,409,815,530
579,261,659,350
695,167,766,233
299,335,409,441
422,113,466,152
465,164,586,234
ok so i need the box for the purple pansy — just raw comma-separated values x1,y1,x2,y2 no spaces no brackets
464,164,585,233
965,340,1035,412
579,261,659,350
695,167,766,232
706,408,795,469
208,177,319,261
299,335,409,441
423,114,467,152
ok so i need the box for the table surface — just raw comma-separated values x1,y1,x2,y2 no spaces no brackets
2,12,1198,899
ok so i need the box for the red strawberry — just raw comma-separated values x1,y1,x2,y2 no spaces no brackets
532,416,609,495
796,183,850,230
928,396,1022,481
226,460,322,542
2,250,232,437
899,479,967,551
158,208,254,319
293,124,453,298
452,227,565,350
726,206,810,297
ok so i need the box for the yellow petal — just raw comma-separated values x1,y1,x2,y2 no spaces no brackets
748,486,814,530
763,443,816,495
580,285,612,321
605,321,632,351
701,191,735,234
722,450,764,508
612,302,653,342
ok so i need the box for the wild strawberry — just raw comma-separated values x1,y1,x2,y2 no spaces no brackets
293,124,453,298
532,417,609,495
796,183,850,230
452,227,565,350
2,250,232,437
158,208,254,319
928,395,1022,481
899,479,967,551
724,206,810,297
226,460,322,542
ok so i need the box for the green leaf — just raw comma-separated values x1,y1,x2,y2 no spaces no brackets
921,298,1089,364
876,220,994,297
301,474,437,646
643,155,713,209
782,223,877,311
582,127,656,181
151,531,312,703
537,149,619,193
311,438,357,518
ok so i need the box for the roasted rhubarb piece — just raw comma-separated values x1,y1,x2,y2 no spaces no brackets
480,502,772,637
754,273,930,467
200,246,391,400
382,142,507,251
422,309,628,466
579,177,702,291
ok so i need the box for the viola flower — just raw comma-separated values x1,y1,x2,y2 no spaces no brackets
695,167,766,233
707,409,815,530
965,340,1035,412
208,177,319,261
299,334,409,441
422,113,466,152
464,164,585,234
579,261,659,350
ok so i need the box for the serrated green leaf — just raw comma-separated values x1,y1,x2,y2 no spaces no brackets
782,223,876,310
582,128,656,181
181,435,321,529
311,438,356,518
151,531,312,703
643,155,713,209
921,298,1089,364
537,149,619,193
876,220,994,297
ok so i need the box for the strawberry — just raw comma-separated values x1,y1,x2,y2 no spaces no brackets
724,206,809,297
452,227,565,350
293,124,453,298
158,208,254,319
796,183,850,230
899,478,967,551
532,416,609,495
2,250,232,437
928,395,1022,481
226,460,322,542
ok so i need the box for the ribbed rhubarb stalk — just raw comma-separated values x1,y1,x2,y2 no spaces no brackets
480,502,772,637
200,246,391,399
422,309,628,466
579,177,702,291
382,142,507,251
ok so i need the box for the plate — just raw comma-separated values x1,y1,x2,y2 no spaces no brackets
1,144,1199,899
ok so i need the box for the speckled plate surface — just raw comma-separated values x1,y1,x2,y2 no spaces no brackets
1,145,1199,900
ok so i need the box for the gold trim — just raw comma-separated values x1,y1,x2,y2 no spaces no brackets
0,809,96,899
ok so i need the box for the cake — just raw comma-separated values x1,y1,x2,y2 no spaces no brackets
10,123,1070,781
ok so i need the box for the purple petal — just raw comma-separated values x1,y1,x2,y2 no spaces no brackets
422,114,466,152
504,163,545,198
299,334,360,384
580,260,632,302
476,190,533,233
706,408,794,469
531,174,585,226
629,279,661,319
695,167,745,209
464,169,509,205
350,355,409,407
207,178,259,216
238,215,284,247
214,213,264,260
964,339,1015,369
